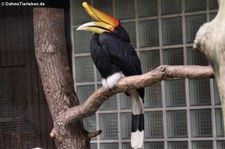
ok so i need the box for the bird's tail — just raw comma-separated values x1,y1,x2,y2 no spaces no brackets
130,90,144,149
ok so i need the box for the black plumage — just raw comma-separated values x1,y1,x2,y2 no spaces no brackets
90,25,144,100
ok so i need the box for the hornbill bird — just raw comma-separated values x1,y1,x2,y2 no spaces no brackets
77,2,144,148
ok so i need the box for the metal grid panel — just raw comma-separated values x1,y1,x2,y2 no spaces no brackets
217,141,225,149
161,0,182,15
167,111,187,137
98,84,118,110
119,93,132,109
185,0,207,12
0,66,36,148
209,0,219,9
120,113,132,139
114,0,135,20
83,114,97,132
137,0,158,17
214,80,221,105
144,142,164,149
192,141,213,149
71,0,223,148
191,109,212,137
76,85,95,103
215,109,225,137
121,143,132,149
145,111,164,138
140,50,162,108
71,0,91,25
75,56,94,82
162,17,183,45
210,12,217,20
186,47,208,65
139,20,159,47
189,79,211,106
168,141,188,149
144,83,162,108
100,143,119,149
140,50,160,72
99,113,118,139
165,79,186,107
93,0,113,16
163,48,184,65
121,21,137,48
186,15,207,43
74,31,92,54
90,143,98,149
100,95,117,110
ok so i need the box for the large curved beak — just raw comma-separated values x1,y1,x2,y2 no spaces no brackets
77,22,113,34
82,2,119,27
76,2,120,34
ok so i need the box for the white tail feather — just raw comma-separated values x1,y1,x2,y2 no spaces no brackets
130,90,143,115
131,131,144,149
130,90,144,149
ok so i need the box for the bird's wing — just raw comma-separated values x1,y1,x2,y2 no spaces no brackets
99,33,144,99
90,34,121,78
99,33,142,76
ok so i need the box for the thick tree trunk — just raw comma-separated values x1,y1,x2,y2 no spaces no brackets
33,8,90,149
194,0,225,134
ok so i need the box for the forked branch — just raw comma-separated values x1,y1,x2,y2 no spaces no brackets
54,65,214,130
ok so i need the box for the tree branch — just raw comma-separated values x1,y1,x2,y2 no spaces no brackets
88,130,102,138
55,65,213,128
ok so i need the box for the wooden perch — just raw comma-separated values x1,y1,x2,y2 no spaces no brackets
55,65,214,128
194,0,225,133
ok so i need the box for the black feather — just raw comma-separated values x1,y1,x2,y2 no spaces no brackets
90,25,145,101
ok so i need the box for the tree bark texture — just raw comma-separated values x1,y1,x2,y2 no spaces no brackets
33,8,90,149
194,0,225,133
55,65,213,126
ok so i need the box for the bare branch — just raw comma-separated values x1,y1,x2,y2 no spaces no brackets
56,65,214,127
88,130,102,138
